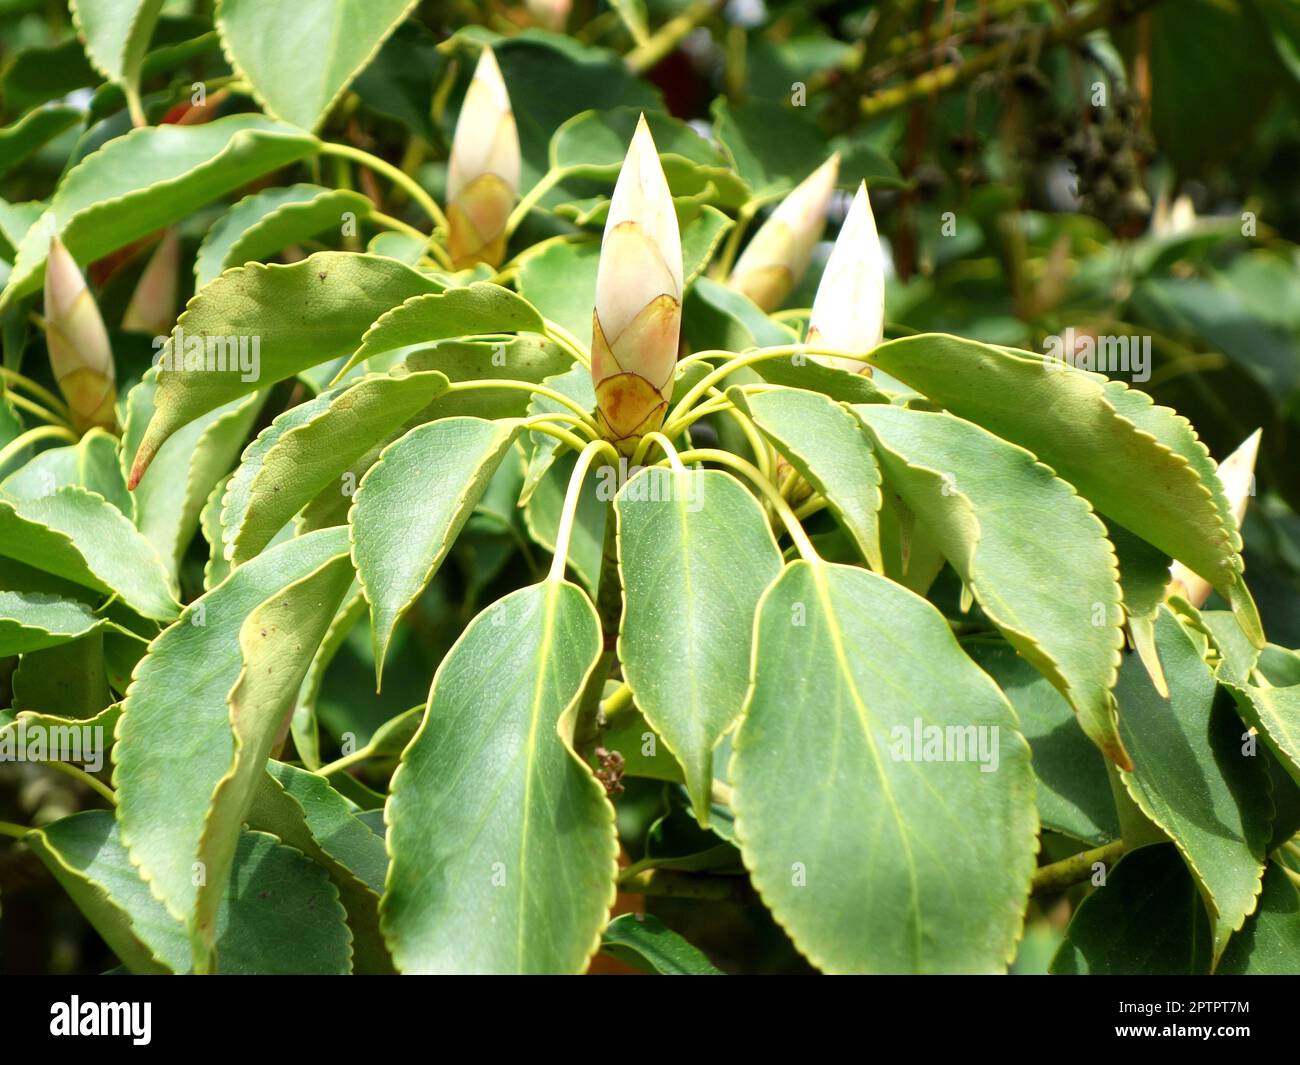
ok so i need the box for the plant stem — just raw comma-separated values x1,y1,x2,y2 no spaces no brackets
46,760,117,806
315,747,373,777
625,0,721,74
0,820,30,840
0,424,79,468
125,86,147,128
370,210,429,243
630,431,684,470
446,379,601,430
4,391,68,427
601,681,635,723
664,344,857,434
548,439,617,584
1031,839,1126,896
674,447,820,563
319,141,449,231
859,0,1162,119
543,318,592,368
505,168,571,237
710,200,759,280
620,868,756,904
573,498,624,752
0,367,73,419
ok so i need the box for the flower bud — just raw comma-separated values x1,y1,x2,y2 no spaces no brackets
525,0,570,31
806,182,884,373
591,115,682,454
728,153,839,311
43,236,116,434
1167,429,1260,608
121,228,181,336
446,48,520,270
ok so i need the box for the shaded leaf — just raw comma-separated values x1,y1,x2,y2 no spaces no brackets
601,913,723,975
1050,843,1213,975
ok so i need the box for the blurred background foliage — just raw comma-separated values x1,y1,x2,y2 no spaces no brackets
2,0,1298,973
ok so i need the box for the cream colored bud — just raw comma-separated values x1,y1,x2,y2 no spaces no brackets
121,228,181,336
1167,429,1261,608
525,0,571,31
728,153,839,311
806,182,885,373
591,115,683,453
43,236,116,434
447,47,520,269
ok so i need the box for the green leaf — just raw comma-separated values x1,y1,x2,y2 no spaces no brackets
0,39,98,114
551,108,750,208
746,354,890,405
1140,0,1278,173
130,252,442,481
608,0,648,42
336,283,546,379
616,468,781,823
121,373,265,586
403,335,575,418
488,32,661,187
855,403,1127,766
867,334,1260,644
1217,861,1300,974
683,276,799,351
521,364,594,504
114,528,351,938
730,561,1037,973
711,98,831,199
69,0,165,107
0,590,106,655
0,486,179,621
0,106,82,180
190,550,355,967
1109,521,1173,696
967,641,1120,845
289,586,368,768
1,429,130,516
1216,668,1300,788
737,387,883,571
516,239,599,340
12,632,112,716
1115,607,1271,961
247,761,394,973
195,184,375,290
1,115,320,307
216,0,416,132
201,474,233,591
351,417,518,679
381,579,616,973
30,811,352,974
601,913,723,975
1050,844,1213,975
226,368,451,566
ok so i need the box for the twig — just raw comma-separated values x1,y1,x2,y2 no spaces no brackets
1031,839,1126,896
859,0,1163,119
